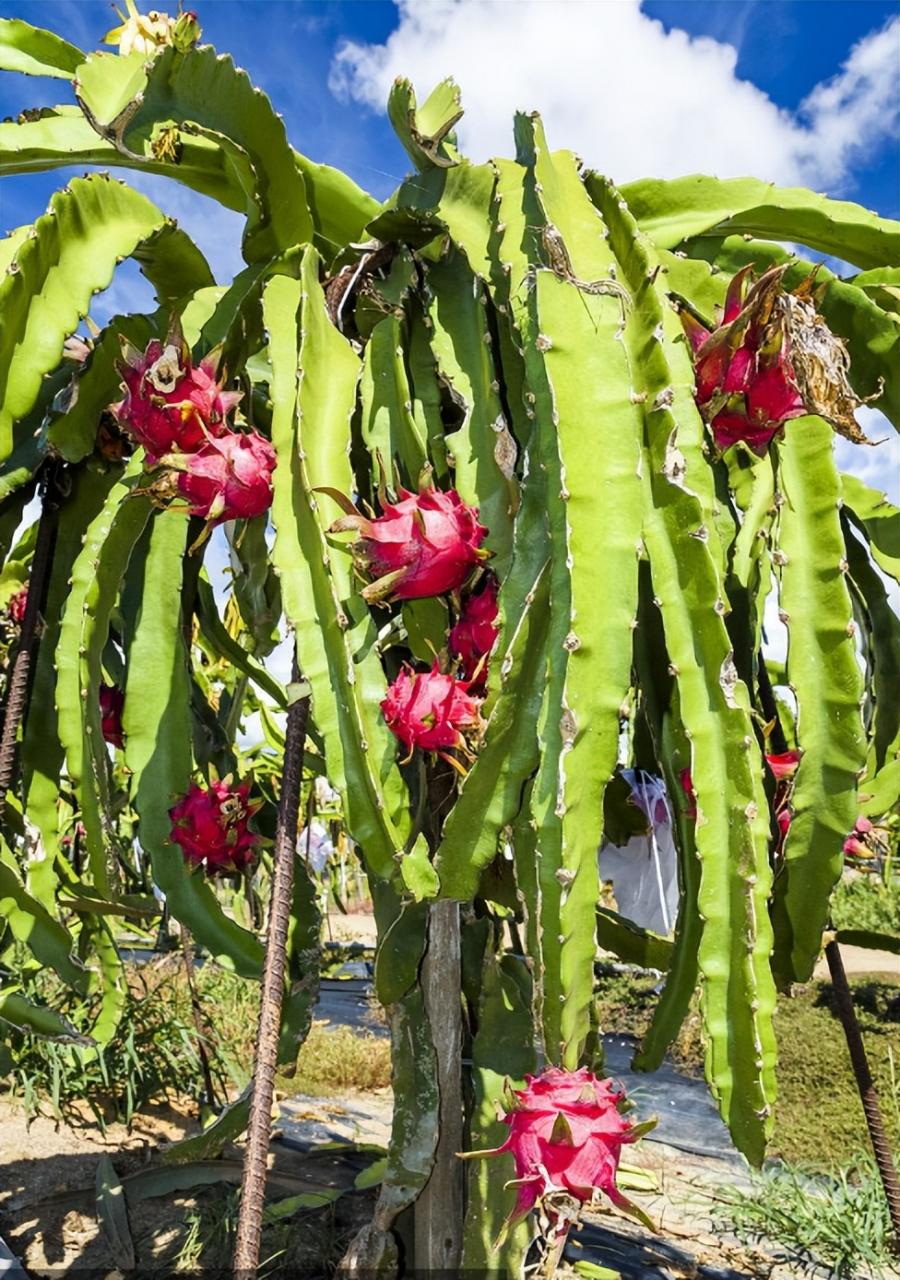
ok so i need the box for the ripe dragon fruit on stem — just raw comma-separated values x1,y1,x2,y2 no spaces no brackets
6,585,28,625
161,430,277,526
326,476,489,604
681,264,876,455
462,1067,651,1245
381,662,483,762
449,574,499,686
169,778,261,875
99,683,125,749
112,326,241,466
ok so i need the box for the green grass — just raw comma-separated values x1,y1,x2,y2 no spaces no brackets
831,873,900,936
289,1023,391,1096
185,963,391,1096
713,1155,898,1279
0,957,391,1125
0,962,207,1128
771,977,900,1167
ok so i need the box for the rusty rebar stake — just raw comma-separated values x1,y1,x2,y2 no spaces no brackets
0,466,63,820
233,651,309,1279
824,939,900,1250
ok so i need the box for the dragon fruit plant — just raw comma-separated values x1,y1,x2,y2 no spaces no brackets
0,7,898,1276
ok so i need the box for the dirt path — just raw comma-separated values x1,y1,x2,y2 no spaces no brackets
813,945,898,980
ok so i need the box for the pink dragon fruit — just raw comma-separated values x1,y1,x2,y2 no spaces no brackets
682,264,874,454
167,430,276,525
449,575,500,686
464,1067,644,1239
330,480,488,603
99,683,125,749
381,662,482,756
169,778,260,874
113,332,241,465
6,585,28,624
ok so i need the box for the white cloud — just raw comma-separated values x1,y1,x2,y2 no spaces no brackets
797,17,900,188
330,0,899,191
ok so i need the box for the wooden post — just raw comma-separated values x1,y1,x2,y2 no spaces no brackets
415,898,464,1273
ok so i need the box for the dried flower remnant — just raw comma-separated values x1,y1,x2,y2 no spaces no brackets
681,265,876,454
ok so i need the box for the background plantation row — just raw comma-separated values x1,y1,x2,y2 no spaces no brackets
0,7,898,1276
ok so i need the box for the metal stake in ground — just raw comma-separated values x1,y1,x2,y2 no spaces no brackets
233,652,310,1279
0,463,65,820
824,939,900,1250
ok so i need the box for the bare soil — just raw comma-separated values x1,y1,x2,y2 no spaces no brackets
0,1096,197,1272
0,1091,383,1276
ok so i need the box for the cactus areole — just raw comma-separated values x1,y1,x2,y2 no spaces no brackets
1,7,898,1276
